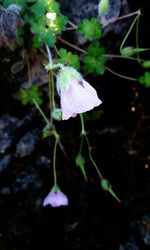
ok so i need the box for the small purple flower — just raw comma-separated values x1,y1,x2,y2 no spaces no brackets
56,66,102,120
43,185,68,207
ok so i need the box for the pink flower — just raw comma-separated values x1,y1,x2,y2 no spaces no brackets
43,185,68,207
56,67,102,120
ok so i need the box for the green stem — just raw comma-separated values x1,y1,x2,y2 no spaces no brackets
79,136,84,155
68,20,78,29
79,114,103,179
53,137,59,186
104,54,141,61
108,188,121,203
32,98,50,125
135,12,141,64
119,10,141,52
48,72,53,123
80,114,86,135
78,114,85,154
85,134,103,180
45,44,52,67
108,9,141,22
106,66,138,81
51,71,55,110
45,44,56,122
57,36,87,54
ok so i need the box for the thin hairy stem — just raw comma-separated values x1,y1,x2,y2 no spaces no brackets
106,66,138,81
85,134,103,180
120,10,141,52
79,136,84,155
53,137,59,186
45,44,53,66
32,98,50,125
57,36,87,54
79,114,103,179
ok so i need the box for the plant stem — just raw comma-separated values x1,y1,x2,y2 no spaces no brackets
85,134,103,180
45,44,56,122
48,72,53,123
106,66,138,81
57,36,87,54
110,9,141,22
79,114,103,179
53,137,59,186
108,188,121,203
68,20,78,29
45,44,53,67
32,98,50,125
78,114,85,154
104,54,141,61
136,12,141,64
119,10,141,52
79,136,84,155
80,114,86,135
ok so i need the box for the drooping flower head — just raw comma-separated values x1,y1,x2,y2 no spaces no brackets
56,66,102,120
43,185,68,208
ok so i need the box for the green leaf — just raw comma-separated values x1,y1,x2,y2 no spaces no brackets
78,18,102,41
98,0,109,16
75,154,87,181
82,41,106,74
57,48,80,69
54,15,68,33
27,0,36,2
46,1,60,13
30,2,46,16
17,85,43,105
3,0,27,8
32,28,56,48
139,72,150,87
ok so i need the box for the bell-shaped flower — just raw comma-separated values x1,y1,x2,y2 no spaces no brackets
56,66,102,120
43,185,69,207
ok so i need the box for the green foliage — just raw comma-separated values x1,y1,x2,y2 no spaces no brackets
82,41,106,74
2,0,27,8
78,18,102,41
98,0,109,16
2,0,68,48
27,0,68,47
17,85,43,105
139,72,150,87
54,15,68,33
56,48,80,69
32,27,57,48
75,154,87,181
